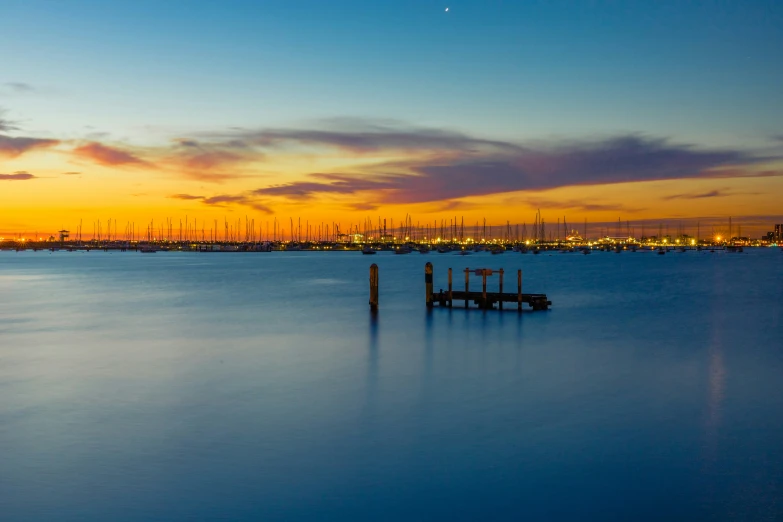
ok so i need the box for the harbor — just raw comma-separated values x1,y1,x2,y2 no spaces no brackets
1,239,777,254
1,215,780,253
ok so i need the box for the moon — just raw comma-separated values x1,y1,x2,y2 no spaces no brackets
445,7,449,12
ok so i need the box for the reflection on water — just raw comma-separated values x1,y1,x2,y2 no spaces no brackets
705,344,725,457
1,250,782,522
704,270,727,464
362,312,379,423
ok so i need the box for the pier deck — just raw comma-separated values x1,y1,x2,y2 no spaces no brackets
432,290,551,311
424,263,551,311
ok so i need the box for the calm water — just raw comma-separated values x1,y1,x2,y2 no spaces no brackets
1,249,782,521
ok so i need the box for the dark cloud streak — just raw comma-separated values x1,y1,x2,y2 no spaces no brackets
252,135,771,205
663,188,761,200
0,135,59,158
3,82,35,93
0,171,36,181
169,193,204,200
205,120,522,154
73,142,148,166
167,193,272,214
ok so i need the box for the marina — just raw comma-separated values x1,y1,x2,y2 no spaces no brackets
2,214,778,254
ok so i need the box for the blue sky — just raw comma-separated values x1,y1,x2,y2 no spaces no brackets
2,1,782,235
2,0,782,146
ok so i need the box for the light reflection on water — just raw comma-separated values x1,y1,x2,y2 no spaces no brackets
0,249,782,521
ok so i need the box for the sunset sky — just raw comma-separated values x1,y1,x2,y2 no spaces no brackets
1,0,782,238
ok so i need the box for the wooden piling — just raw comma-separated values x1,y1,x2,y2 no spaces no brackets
425,262,434,308
447,268,453,307
482,270,487,308
517,269,522,311
369,263,379,311
464,268,470,308
498,268,504,310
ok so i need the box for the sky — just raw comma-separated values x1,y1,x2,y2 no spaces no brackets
1,0,782,238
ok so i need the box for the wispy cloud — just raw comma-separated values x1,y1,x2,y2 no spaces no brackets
204,119,520,155
72,142,148,166
163,138,264,182
167,192,272,213
0,135,60,158
0,109,18,132
169,193,204,200
664,189,729,200
0,171,36,181
349,202,380,211
2,82,35,94
663,188,761,200
249,134,773,205
202,194,272,213
0,108,59,158
524,197,646,213
255,173,401,199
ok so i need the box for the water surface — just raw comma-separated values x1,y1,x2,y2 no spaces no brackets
1,249,782,521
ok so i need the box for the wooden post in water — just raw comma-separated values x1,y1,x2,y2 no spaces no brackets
447,268,453,307
369,263,379,312
482,270,488,309
425,262,434,308
517,269,522,311
498,268,504,310
464,268,470,308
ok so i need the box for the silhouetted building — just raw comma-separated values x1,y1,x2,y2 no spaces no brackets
775,224,783,242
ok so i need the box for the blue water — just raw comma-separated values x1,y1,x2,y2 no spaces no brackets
1,249,782,521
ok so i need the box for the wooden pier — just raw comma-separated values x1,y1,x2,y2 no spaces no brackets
369,263,551,312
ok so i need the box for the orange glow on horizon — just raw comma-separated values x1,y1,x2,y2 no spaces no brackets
2,143,783,237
